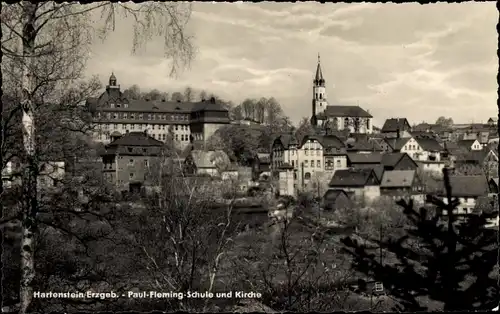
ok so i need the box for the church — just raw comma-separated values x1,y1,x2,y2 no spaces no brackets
310,54,373,134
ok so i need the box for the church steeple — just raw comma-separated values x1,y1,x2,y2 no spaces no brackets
314,53,325,86
312,53,327,121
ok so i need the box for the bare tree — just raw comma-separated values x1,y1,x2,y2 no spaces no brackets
171,91,184,102
122,84,141,100
183,86,194,102
199,90,208,101
1,2,194,313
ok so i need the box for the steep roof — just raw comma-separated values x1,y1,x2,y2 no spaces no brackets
415,137,443,152
455,150,488,163
381,118,411,132
323,106,372,118
457,139,478,148
381,152,413,168
437,175,489,197
301,134,346,149
329,168,378,187
107,132,163,147
384,137,410,151
346,140,383,152
380,170,416,188
346,153,383,164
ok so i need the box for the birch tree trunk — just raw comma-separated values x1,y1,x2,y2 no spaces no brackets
19,3,38,314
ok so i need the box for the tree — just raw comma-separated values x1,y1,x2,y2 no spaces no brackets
295,117,315,143
143,89,162,101
171,91,184,102
1,2,194,313
241,99,257,120
341,168,499,311
199,90,208,101
122,84,141,100
183,86,194,102
435,116,454,128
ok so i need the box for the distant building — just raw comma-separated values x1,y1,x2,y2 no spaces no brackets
380,118,412,137
379,170,424,203
310,54,373,134
433,175,489,216
487,117,498,127
457,139,482,151
86,73,230,148
183,150,231,177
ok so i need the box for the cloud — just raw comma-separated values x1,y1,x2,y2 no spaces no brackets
86,2,498,126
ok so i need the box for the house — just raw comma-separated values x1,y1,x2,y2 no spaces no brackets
183,149,231,177
457,139,482,151
100,131,163,192
381,153,419,171
271,132,348,189
310,55,373,134
380,118,412,137
414,137,443,161
379,170,424,203
433,175,490,215
346,152,383,168
453,149,499,178
328,168,380,204
322,189,353,211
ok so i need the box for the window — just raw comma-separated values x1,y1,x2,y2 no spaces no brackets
175,125,178,131
175,134,178,141
139,124,143,130
107,113,111,119
148,114,152,120
144,160,149,167
305,172,311,180
131,124,135,130
116,104,121,108
139,114,143,119
124,113,128,119
97,112,101,118
131,113,135,119
129,173,134,179
344,118,349,128
317,160,321,168
305,149,309,156
291,160,295,167
128,159,134,165
336,160,341,167
311,160,315,168
128,147,133,153
304,160,308,167
124,103,128,108
113,124,117,129
110,103,115,108
316,150,320,156
162,134,166,140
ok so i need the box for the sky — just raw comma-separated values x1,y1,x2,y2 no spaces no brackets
86,2,498,127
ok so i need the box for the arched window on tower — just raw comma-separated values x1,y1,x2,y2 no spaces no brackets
319,93,323,100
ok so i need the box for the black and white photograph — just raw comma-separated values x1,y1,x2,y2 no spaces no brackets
1,1,499,313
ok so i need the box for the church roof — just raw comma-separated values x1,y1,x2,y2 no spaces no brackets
319,105,372,118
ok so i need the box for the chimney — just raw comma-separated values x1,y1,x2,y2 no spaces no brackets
396,128,400,139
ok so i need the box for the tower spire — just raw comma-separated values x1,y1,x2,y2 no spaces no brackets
314,53,325,86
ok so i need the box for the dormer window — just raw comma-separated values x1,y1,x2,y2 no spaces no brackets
124,103,129,108
107,113,111,119
113,113,117,119
139,114,143,119
130,113,135,119
148,114,152,120
110,103,115,108
123,113,128,119
116,104,121,108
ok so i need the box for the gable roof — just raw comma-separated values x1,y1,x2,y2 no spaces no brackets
384,137,410,151
346,140,383,152
106,131,163,147
381,118,411,132
346,153,383,164
381,152,414,168
322,105,372,118
329,168,379,187
380,170,416,188
274,133,298,148
300,134,345,149
436,175,489,197
457,139,479,148
415,137,443,152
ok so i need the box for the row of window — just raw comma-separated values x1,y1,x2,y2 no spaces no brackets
99,123,189,131
97,112,189,121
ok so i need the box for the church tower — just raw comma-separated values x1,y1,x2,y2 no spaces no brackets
312,54,327,120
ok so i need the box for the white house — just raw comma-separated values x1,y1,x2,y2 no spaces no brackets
457,139,482,151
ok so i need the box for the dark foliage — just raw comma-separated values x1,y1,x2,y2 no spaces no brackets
341,168,499,311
